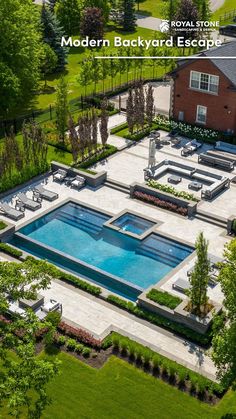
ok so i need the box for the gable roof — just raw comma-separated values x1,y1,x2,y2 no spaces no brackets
171,42,236,87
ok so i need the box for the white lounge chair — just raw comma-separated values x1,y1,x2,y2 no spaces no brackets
53,169,67,182
41,299,62,314
17,193,41,211
0,202,24,220
34,185,58,201
70,175,85,189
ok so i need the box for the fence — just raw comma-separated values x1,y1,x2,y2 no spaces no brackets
219,9,236,23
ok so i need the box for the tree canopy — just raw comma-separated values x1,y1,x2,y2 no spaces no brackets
0,0,43,117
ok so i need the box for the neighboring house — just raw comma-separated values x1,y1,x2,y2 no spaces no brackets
169,42,236,133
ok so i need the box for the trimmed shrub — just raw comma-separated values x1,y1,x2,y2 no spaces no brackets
106,295,211,346
133,191,188,217
66,338,77,351
147,180,198,202
75,343,84,354
45,311,61,327
55,271,101,296
146,289,182,310
0,243,23,259
82,347,91,358
57,334,66,346
79,145,117,169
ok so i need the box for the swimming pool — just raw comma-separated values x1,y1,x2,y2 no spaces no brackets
10,202,194,300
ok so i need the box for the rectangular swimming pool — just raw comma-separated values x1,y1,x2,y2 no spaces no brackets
10,202,194,300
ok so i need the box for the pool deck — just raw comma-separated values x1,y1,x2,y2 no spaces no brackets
1,121,234,381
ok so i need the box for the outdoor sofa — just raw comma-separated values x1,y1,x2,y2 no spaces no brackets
201,177,230,200
215,141,236,155
198,153,234,171
0,202,24,221
181,139,202,156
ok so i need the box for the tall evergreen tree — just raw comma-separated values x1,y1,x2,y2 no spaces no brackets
55,77,69,144
41,3,67,71
122,0,136,31
188,232,211,315
55,0,82,35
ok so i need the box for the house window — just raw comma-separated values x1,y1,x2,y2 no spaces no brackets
190,71,219,94
196,105,207,124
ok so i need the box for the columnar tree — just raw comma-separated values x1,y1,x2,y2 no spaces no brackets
0,258,59,418
126,89,135,135
188,232,211,315
55,77,69,144
41,3,67,71
174,0,199,42
146,84,155,128
100,98,109,148
80,7,104,41
68,115,80,163
91,109,98,153
212,239,236,386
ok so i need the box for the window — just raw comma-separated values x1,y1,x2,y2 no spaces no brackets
190,71,219,94
196,105,207,124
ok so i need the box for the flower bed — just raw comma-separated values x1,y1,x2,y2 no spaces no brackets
133,190,188,216
146,289,182,310
58,321,102,349
147,180,198,202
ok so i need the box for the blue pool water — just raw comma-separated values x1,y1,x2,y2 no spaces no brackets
112,213,155,235
11,202,193,300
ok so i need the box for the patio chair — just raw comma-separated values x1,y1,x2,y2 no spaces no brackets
70,175,85,189
34,185,58,202
172,278,190,294
53,169,67,182
16,193,41,211
0,202,25,221
41,299,62,314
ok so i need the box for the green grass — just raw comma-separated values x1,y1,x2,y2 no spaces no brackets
0,221,7,230
26,26,166,113
212,0,236,22
136,0,165,18
146,288,182,309
1,352,236,418
39,354,236,418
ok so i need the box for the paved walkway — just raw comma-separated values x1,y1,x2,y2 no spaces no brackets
41,279,217,381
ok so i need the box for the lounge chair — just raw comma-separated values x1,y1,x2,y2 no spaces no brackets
53,169,67,182
172,278,190,294
16,193,41,211
34,185,58,202
41,299,62,313
70,175,85,189
0,202,24,221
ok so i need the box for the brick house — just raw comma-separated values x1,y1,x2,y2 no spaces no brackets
169,42,236,133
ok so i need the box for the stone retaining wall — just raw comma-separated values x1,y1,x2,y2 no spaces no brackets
51,161,107,188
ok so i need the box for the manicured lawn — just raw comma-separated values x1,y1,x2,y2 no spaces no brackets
212,0,236,22
136,0,165,17
40,354,236,419
33,26,166,111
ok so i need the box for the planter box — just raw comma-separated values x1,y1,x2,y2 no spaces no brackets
51,161,107,188
0,222,15,242
138,294,222,334
130,182,197,217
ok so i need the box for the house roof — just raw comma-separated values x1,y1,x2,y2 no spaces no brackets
171,42,236,87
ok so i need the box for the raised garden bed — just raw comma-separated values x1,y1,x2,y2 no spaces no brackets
146,289,182,310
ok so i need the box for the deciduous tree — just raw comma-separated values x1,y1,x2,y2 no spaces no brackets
55,0,82,35
80,7,104,41
100,98,109,148
55,77,69,144
146,84,155,128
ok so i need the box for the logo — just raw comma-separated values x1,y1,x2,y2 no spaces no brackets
159,20,170,33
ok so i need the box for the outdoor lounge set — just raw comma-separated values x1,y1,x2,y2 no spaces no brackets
181,139,202,156
7,294,62,320
172,255,222,294
0,170,85,222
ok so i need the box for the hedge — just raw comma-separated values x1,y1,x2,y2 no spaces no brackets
79,144,117,169
0,243,23,259
102,332,225,397
146,289,182,310
147,180,198,202
106,295,211,346
58,321,101,349
0,221,7,230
